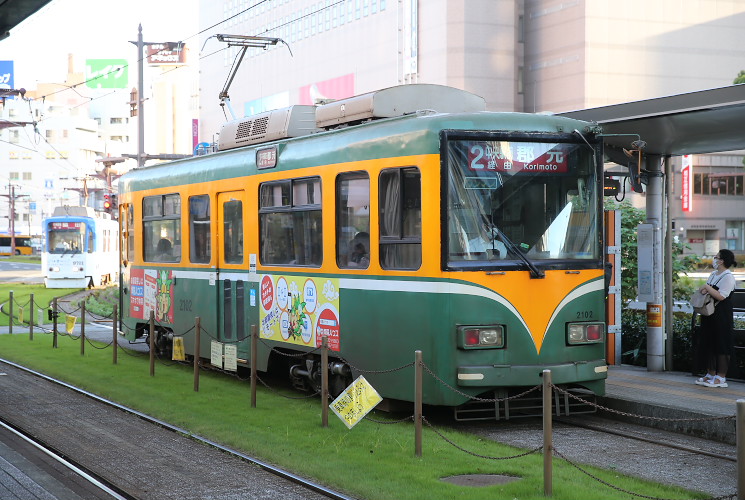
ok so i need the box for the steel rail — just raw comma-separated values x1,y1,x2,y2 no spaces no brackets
0,417,132,500
0,358,354,500
556,416,737,462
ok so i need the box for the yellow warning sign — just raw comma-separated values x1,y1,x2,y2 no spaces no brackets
65,315,77,334
172,337,185,361
329,375,383,429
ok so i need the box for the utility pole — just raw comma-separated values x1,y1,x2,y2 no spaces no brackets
0,184,26,255
130,25,147,168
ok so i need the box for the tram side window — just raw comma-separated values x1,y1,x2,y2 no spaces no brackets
189,195,211,264
143,194,181,263
337,173,370,269
379,167,422,270
259,177,322,266
223,198,243,264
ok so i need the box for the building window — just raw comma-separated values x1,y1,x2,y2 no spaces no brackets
9,172,19,180
379,167,421,270
22,172,32,181
694,173,745,196
259,177,322,266
143,194,181,263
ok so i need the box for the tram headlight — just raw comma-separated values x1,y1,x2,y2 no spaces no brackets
49,266,60,272
457,325,505,349
567,322,604,345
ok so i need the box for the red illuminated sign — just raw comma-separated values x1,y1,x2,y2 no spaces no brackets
681,154,692,212
467,142,569,174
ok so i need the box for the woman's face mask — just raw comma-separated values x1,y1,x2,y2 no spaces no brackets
712,257,721,268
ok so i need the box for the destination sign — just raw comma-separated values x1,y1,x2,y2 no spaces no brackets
51,222,82,229
467,142,569,174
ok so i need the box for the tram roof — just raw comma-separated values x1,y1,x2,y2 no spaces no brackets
559,84,745,157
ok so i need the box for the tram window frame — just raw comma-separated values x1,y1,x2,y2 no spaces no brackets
189,195,211,264
259,177,322,267
379,167,422,270
336,172,370,269
222,198,243,265
142,194,182,263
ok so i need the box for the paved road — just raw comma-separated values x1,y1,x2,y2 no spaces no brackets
0,258,43,284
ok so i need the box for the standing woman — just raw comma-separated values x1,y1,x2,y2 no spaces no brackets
695,249,738,388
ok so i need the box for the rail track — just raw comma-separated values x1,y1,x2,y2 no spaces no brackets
0,416,132,500
0,358,352,500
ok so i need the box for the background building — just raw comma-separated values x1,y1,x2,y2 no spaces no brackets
196,0,745,256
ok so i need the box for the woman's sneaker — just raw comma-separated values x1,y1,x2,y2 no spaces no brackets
704,376,728,388
695,374,714,386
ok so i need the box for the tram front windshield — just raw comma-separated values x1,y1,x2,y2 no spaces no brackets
47,222,90,253
445,138,600,265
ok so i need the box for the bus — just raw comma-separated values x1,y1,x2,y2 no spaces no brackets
0,234,35,255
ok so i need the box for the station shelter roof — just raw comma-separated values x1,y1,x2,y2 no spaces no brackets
559,84,745,157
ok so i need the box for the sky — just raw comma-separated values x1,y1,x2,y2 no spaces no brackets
0,0,198,88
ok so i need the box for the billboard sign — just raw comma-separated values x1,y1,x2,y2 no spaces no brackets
0,60,14,90
146,43,186,66
85,59,128,89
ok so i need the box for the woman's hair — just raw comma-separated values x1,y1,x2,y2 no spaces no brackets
719,248,737,268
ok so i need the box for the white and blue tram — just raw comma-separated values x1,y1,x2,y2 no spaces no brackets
42,206,119,288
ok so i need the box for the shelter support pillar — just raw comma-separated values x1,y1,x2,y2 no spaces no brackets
645,154,665,371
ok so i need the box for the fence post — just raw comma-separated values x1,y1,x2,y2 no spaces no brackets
414,350,423,458
52,298,58,348
80,302,86,356
737,399,744,500
149,310,155,376
543,369,553,497
193,317,201,392
8,290,13,335
112,305,118,365
321,336,329,428
250,325,257,408
29,293,34,341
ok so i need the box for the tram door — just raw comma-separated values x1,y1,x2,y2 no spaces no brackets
216,191,250,360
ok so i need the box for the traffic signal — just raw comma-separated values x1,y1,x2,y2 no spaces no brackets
103,193,112,212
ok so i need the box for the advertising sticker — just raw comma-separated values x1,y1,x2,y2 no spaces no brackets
259,275,341,351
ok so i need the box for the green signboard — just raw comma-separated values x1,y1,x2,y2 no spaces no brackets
85,59,128,89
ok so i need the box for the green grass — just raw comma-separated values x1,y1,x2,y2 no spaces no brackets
0,334,709,500
0,284,82,326
1,255,41,263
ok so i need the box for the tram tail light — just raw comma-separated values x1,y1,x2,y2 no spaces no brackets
458,325,504,349
567,323,604,345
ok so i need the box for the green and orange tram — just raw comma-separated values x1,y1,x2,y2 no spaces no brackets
118,84,608,418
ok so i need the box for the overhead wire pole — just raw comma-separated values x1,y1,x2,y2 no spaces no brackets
130,25,147,168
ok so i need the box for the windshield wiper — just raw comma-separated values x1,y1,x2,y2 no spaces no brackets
492,226,545,279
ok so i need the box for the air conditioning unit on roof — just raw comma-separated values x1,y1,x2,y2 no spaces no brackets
315,84,486,128
218,105,319,151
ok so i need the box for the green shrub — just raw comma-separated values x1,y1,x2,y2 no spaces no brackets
621,309,745,374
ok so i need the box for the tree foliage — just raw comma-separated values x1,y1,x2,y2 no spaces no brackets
604,200,697,303
734,70,745,84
